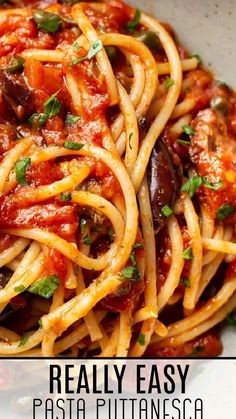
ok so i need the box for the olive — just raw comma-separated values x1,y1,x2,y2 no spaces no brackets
133,31,161,51
210,96,229,116
105,46,118,65
148,139,182,234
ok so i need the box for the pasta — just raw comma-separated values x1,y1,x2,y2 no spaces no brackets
0,0,235,358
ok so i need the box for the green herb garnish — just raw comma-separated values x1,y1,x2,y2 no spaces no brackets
165,76,174,89
182,124,196,136
138,333,145,346
65,113,81,125
33,11,62,34
28,275,60,299
182,247,193,261
63,141,84,150
82,233,92,245
180,277,190,288
126,9,141,33
161,204,173,217
216,204,235,221
60,192,71,201
18,335,29,347
14,157,31,186
2,56,24,73
14,285,26,293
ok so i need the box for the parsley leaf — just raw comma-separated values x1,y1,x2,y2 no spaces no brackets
182,247,193,261
14,285,26,293
18,335,29,347
165,76,174,89
138,333,145,346
216,204,235,221
182,124,196,136
27,113,48,128
177,138,191,145
82,233,92,245
161,204,173,217
87,39,103,60
133,242,144,250
44,90,62,118
181,176,203,198
28,275,60,299
69,40,103,66
65,113,81,125
14,157,31,186
202,177,224,191
180,277,190,288
3,56,24,73
121,266,135,279
33,11,62,34
63,141,84,150
126,9,141,33
60,192,71,201
80,218,87,231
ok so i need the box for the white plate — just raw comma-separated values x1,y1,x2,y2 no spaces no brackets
129,0,236,87
129,0,236,355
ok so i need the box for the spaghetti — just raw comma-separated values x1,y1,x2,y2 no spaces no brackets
0,0,235,358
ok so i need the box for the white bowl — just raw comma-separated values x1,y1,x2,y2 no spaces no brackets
129,0,236,356
129,0,236,87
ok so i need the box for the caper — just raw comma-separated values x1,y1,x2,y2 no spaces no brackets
33,11,62,34
133,31,161,51
210,96,229,116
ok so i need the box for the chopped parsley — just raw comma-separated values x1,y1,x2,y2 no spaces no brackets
3,56,24,73
126,9,141,33
216,204,235,221
27,113,48,128
65,113,81,125
120,242,142,282
138,333,145,346
121,266,135,279
82,233,92,245
80,218,87,231
18,335,29,347
177,138,191,146
69,39,103,66
63,141,84,150
14,285,26,293
33,11,62,34
87,39,103,60
14,157,31,186
73,42,80,51
27,91,62,127
165,76,174,89
182,176,223,198
44,90,62,118
28,275,60,299
161,204,173,217
182,247,193,261
60,192,71,201
180,277,190,288
133,242,144,250
182,124,196,136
